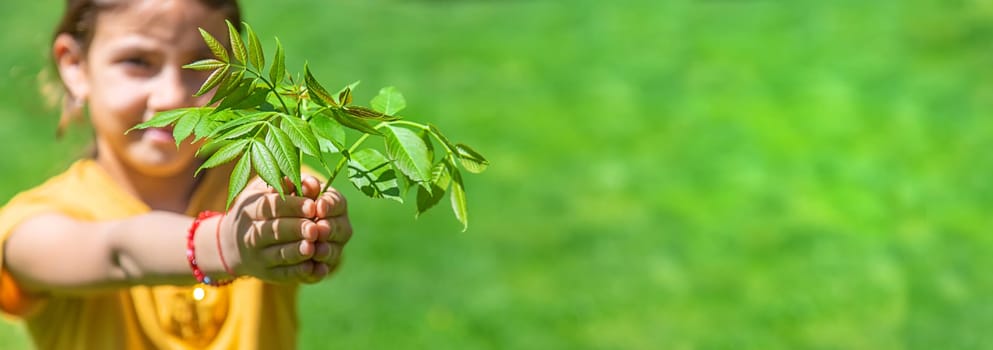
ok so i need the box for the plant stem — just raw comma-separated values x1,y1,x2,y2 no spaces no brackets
384,120,458,155
321,132,372,193
388,120,427,130
241,64,291,114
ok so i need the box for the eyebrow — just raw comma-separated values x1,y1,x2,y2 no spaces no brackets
99,35,214,60
100,35,158,53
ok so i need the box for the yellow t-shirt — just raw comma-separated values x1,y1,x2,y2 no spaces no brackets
0,160,298,350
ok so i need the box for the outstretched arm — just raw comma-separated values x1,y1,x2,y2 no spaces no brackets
6,211,233,294
2,176,343,296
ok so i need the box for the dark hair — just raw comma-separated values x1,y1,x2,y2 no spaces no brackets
55,0,242,52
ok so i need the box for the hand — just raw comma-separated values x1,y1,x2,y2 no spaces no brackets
218,178,324,284
218,176,353,284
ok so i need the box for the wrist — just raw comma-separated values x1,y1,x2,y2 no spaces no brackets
213,214,242,278
189,212,235,285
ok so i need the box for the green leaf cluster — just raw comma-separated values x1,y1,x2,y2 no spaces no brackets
128,21,488,230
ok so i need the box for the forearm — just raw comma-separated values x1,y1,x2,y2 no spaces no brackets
5,211,232,295
106,211,230,288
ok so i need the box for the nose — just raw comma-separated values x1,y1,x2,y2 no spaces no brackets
147,66,196,113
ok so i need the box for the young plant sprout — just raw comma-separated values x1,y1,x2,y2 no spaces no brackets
129,21,488,230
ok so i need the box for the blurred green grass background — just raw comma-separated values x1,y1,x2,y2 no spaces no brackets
4,0,993,348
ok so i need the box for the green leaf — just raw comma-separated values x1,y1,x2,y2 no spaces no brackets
127,108,187,133
316,138,341,155
449,165,468,231
227,152,252,209
338,86,352,106
383,125,433,183
215,78,256,110
199,28,228,62
456,143,489,173
195,65,229,97
420,128,435,165
311,113,346,153
216,120,262,140
344,106,399,121
207,111,268,139
304,63,337,107
244,22,265,71
371,86,406,116
270,38,285,84
428,123,458,152
250,139,285,196
193,111,224,142
280,114,320,156
431,161,452,190
347,149,402,202
228,85,270,110
197,139,249,175
337,81,360,101
209,71,247,106
194,119,222,142
266,126,302,194
173,112,203,147
227,20,247,64
416,160,451,214
196,138,230,158
197,139,229,157
183,59,227,71
265,92,289,113
330,109,381,135
396,169,417,195
416,182,446,218
208,108,241,123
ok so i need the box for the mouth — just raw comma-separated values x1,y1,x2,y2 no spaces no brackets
143,127,175,143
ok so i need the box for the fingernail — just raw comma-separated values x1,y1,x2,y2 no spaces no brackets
300,222,313,240
316,199,328,218
303,199,315,217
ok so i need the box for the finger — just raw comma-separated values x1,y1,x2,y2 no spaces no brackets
311,241,336,263
316,190,347,218
314,220,331,241
260,177,298,195
245,177,270,192
250,218,319,247
260,240,315,267
313,218,349,243
302,263,330,284
311,263,330,280
281,177,298,196
300,176,322,200
323,217,352,244
244,193,315,220
269,261,316,282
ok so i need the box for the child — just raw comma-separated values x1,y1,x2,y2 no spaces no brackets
0,0,353,348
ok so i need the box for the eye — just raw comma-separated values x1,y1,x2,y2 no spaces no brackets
122,56,150,68
118,55,158,77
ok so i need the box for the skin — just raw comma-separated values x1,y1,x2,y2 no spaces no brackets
3,0,352,295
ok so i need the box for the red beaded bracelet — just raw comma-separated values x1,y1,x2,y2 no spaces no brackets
187,211,234,287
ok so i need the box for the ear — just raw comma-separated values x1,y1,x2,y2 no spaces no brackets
53,34,89,103
53,34,90,138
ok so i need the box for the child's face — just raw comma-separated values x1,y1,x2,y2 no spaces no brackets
78,0,229,177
